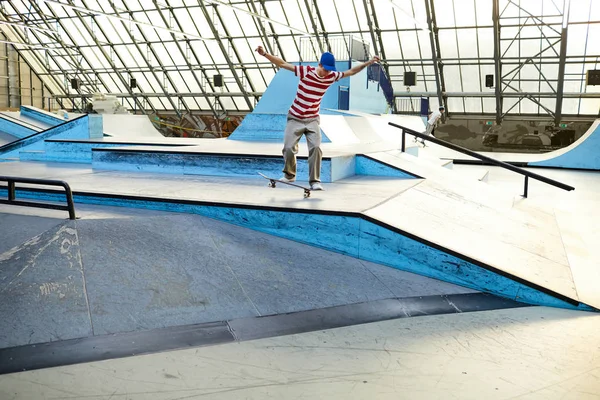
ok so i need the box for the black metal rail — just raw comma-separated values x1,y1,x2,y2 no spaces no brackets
0,176,76,220
389,122,574,197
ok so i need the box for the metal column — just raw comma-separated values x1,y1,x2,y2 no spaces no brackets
492,0,503,124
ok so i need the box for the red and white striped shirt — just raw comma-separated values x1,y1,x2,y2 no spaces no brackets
289,65,344,120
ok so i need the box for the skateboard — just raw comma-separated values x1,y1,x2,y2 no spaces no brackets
258,172,312,198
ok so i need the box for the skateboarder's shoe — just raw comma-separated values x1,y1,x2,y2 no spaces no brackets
280,176,296,183
310,182,324,191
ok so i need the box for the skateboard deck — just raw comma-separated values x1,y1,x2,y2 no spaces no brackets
258,172,312,198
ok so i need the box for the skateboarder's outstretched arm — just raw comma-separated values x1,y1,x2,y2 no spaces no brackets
341,56,381,77
255,46,294,72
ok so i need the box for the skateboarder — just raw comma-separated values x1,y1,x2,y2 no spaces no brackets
418,105,445,145
255,45,380,190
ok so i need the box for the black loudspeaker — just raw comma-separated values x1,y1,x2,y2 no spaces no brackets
214,74,223,87
130,78,137,89
485,74,494,88
70,79,79,90
403,71,416,86
587,70,600,86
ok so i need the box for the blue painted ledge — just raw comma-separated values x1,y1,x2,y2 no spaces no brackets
91,149,359,182
229,113,331,143
356,155,420,178
0,115,91,159
0,186,594,313
0,116,36,139
20,106,64,127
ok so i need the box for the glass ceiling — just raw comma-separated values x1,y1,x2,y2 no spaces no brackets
0,0,598,121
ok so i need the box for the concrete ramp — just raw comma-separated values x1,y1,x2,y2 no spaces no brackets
529,119,600,169
231,112,424,146
344,114,424,144
102,114,164,138
360,149,597,310
432,119,600,170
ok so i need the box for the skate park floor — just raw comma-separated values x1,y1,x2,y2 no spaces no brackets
1,160,599,398
1,199,599,399
0,202,502,369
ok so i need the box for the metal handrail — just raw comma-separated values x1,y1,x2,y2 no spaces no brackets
0,176,76,220
388,122,575,197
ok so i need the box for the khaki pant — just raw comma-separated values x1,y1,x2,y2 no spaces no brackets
425,122,436,136
282,116,322,183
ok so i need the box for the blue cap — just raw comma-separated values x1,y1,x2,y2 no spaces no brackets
319,52,337,71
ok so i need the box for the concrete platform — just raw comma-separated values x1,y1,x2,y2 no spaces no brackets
0,157,596,311
0,203,477,353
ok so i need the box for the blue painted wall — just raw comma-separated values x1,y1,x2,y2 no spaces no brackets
355,155,418,178
41,141,172,163
228,113,331,143
20,105,64,127
529,121,600,170
252,61,387,116
230,61,388,142
0,117,35,139
88,115,103,139
0,116,91,159
253,61,351,114
1,186,593,312
349,63,389,114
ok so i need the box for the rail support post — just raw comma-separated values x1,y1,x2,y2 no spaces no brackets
523,176,529,198
401,130,406,152
64,186,76,220
8,180,15,201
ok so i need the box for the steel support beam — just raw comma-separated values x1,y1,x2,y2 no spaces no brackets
182,4,229,113
492,0,503,124
26,1,102,96
0,8,65,103
554,3,570,125
303,0,323,53
158,0,219,115
74,0,150,113
199,2,254,111
53,92,263,98
311,0,331,52
211,4,256,110
362,0,379,59
117,1,181,115
246,0,277,58
424,0,445,113
366,0,388,64
392,91,600,98
365,0,394,111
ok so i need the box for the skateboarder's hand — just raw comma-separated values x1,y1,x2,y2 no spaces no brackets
370,55,380,64
256,46,266,56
